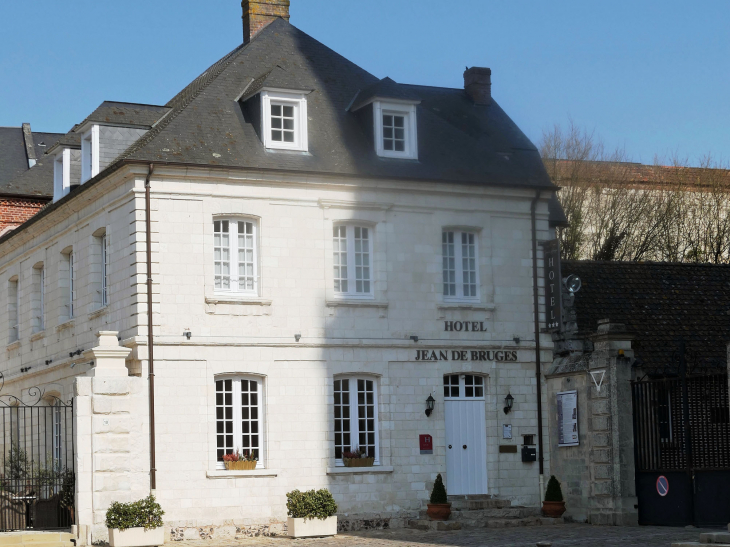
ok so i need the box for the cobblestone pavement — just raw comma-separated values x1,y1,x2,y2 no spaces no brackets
175,524,713,547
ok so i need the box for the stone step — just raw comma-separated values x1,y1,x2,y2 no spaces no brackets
410,515,563,530
701,532,730,544
421,506,541,520
0,533,73,547
671,543,730,547
448,498,512,511
407,519,462,531
447,494,494,501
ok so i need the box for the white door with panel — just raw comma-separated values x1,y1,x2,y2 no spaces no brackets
444,374,488,495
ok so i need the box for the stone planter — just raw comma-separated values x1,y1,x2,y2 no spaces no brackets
426,503,451,521
287,516,337,538
342,457,374,467
542,500,566,517
224,460,257,470
108,527,165,547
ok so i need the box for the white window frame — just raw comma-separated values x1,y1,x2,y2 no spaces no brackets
101,233,108,308
8,277,19,343
81,125,100,183
373,101,418,160
38,267,45,332
213,218,259,296
66,250,75,319
260,90,308,152
442,229,480,302
53,149,72,202
214,375,265,470
443,373,485,400
333,376,380,467
332,224,374,300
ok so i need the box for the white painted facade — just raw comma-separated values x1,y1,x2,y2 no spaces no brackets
0,162,554,538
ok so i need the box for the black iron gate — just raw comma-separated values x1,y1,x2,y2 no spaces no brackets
0,386,74,531
632,360,730,526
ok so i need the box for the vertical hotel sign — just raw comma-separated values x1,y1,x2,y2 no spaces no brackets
542,239,562,330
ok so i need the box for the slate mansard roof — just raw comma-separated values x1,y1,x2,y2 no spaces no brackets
562,260,730,374
0,127,62,196
114,18,554,189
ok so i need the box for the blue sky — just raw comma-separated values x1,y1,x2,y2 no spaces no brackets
1,0,727,166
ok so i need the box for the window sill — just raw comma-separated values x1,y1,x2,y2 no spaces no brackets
88,306,109,320
326,466,394,475
56,319,75,333
30,330,45,342
326,299,388,309
6,341,20,352
206,295,272,306
206,469,278,479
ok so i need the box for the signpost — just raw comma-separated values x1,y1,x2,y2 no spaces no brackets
542,239,562,331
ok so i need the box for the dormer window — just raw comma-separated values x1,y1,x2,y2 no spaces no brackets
260,90,308,152
373,101,417,160
53,149,72,202
81,125,99,183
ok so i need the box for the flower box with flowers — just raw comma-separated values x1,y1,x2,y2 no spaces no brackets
341,448,374,468
223,450,257,470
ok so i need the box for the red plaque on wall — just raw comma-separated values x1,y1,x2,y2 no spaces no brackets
420,434,433,454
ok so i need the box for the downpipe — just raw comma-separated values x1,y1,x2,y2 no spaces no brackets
145,164,157,494
531,189,545,503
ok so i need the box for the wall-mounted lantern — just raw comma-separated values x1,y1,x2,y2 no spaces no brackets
503,392,514,414
425,394,435,417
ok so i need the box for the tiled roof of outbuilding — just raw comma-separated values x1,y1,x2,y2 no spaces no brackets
562,260,730,374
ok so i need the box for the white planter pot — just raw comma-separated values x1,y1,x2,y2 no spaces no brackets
108,527,165,547
287,516,337,538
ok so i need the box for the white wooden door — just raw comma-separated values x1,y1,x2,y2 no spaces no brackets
444,374,488,495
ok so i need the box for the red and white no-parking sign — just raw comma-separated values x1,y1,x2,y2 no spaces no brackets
656,475,669,497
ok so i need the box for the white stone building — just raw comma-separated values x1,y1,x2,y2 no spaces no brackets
0,1,565,540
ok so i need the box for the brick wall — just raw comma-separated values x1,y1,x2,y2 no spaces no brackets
0,196,49,231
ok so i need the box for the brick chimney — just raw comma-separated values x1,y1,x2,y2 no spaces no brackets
464,67,492,106
242,0,290,44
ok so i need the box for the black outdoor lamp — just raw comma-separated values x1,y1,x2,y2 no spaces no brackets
503,392,514,414
425,394,435,417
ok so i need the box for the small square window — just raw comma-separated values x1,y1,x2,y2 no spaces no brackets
261,91,308,152
374,102,417,159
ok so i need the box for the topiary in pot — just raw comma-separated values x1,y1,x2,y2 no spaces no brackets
426,474,451,521
542,475,566,517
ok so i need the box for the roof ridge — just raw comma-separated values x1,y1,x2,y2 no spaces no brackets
111,42,248,164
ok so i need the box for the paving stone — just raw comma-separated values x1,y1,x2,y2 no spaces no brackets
171,523,717,547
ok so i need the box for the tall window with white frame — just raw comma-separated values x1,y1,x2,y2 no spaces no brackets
215,377,263,468
333,376,379,464
31,265,45,334
333,225,372,298
442,230,478,301
214,219,258,295
8,277,19,343
53,400,63,467
68,251,75,319
99,233,109,308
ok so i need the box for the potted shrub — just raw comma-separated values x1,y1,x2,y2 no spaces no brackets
342,447,374,468
105,495,165,547
223,450,257,470
542,475,567,517
286,489,338,538
426,473,451,521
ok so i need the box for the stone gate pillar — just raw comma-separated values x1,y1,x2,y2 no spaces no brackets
587,319,638,525
74,331,148,544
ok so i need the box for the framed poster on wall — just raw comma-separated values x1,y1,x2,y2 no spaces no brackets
557,390,579,447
